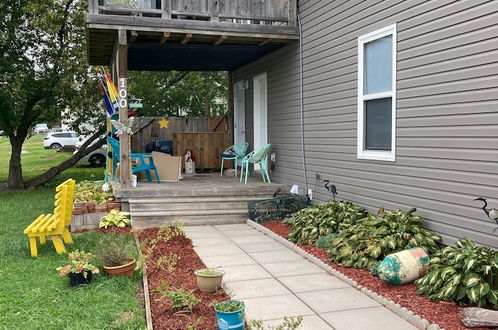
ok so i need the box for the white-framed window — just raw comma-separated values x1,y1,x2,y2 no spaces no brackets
357,24,396,161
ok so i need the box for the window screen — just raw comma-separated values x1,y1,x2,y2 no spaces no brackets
364,98,392,150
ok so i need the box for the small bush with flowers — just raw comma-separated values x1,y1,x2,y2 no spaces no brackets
56,250,99,278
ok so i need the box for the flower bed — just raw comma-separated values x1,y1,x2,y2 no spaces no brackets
263,220,489,330
137,227,229,329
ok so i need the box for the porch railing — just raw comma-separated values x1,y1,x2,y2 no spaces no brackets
88,0,297,26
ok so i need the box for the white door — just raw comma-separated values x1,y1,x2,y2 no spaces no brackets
233,81,246,145
253,72,268,170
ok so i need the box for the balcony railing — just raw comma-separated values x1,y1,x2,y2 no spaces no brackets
89,0,297,26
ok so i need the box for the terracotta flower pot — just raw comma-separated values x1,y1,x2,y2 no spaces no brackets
194,268,225,293
103,258,135,278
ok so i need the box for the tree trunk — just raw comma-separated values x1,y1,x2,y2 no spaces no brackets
7,135,25,189
25,133,106,188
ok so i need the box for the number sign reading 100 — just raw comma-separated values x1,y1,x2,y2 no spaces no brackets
119,78,127,108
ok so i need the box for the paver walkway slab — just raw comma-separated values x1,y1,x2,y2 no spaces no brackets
185,224,417,330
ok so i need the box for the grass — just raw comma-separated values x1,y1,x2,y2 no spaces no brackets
0,148,146,328
0,134,104,185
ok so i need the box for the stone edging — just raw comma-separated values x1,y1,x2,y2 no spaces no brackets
134,235,154,330
246,220,444,330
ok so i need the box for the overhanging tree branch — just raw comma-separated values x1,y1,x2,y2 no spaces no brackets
25,127,106,188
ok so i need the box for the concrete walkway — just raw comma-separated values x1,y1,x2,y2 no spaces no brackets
185,223,418,330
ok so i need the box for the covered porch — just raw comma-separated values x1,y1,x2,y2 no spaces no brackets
86,0,298,188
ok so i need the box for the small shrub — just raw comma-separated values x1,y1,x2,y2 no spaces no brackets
153,281,200,313
246,316,303,330
415,238,498,307
285,201,367,245
95,235,135,267
157,222,185,241
329,208,441,270
157,253,180,273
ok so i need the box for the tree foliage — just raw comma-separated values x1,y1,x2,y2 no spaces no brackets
128,71,228,118
0,0,104,188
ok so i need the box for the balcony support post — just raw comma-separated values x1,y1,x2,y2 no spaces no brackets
117,30,130,188
288,0,297,26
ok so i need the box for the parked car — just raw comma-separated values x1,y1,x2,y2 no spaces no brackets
74,137,107,168
0,130,4,136
43,132,80,150
34,123,50,134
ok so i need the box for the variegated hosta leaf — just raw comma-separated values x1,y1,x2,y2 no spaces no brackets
464,273,481,288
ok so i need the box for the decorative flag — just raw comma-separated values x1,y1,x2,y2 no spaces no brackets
103,69,119,115
98,76,115,117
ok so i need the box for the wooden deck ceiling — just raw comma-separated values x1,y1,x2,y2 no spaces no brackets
87,14,299,71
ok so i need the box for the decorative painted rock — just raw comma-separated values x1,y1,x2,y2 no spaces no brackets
375,247,430,285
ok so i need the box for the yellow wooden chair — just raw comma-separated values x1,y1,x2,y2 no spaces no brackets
23,179,75,257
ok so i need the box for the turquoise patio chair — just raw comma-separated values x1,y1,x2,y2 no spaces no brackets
240,144,271,184
107,137,160,183
220,142,249,178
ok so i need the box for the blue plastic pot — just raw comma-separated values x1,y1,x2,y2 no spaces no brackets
215,300,245,330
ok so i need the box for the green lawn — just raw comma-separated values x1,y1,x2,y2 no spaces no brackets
0,136,146,329
0,134,104,185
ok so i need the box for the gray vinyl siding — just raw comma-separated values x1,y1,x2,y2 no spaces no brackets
234,43,305,187
234,0,498,248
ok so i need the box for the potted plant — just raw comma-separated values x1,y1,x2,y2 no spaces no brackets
194,268,225,293
214,300,245,330
56,250,99,287
99,209,131,228
95,235,136,277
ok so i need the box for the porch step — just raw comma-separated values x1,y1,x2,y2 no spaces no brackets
131,208,249,217
122,176,290,227
132,214,247,228
128,196,266,203
129,196,268,212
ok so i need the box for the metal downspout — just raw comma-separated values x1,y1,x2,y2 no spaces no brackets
298,11,308,192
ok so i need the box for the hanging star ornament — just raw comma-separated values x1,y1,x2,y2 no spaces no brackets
158,118,170,128
111,117,135,135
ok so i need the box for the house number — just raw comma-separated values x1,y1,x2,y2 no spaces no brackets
119,78,127,108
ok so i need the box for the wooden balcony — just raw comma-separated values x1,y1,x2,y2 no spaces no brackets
86,0,299,70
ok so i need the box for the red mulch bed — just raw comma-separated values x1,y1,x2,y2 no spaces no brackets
72,227,133,235
263,220,490,330
137,228,229,330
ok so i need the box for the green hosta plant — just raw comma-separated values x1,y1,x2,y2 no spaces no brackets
329,208,441,270
285,201,367,245
99,209,131,228
315,233,337,249
415,238,498,307
74,181,114,204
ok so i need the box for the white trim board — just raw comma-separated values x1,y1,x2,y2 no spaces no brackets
357,24,397,162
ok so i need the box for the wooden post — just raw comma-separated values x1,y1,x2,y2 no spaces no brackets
117,30,130,188
288,0,297,26
88,0,97,14
227,72,234,134
161,0,171,18
210,0,219,22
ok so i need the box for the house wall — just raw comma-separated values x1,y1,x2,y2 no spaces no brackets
233,0,498,248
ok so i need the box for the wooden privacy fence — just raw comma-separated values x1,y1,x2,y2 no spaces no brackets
131,116,232,169
174,132,232,169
